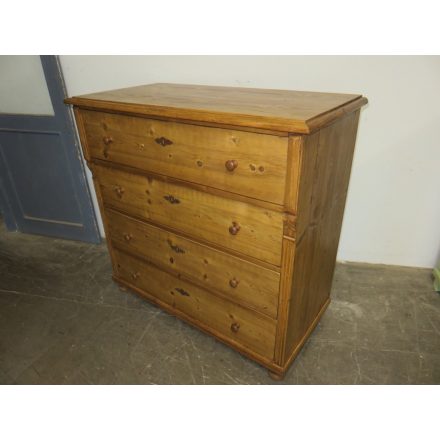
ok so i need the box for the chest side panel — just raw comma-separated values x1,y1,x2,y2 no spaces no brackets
279,110,361,365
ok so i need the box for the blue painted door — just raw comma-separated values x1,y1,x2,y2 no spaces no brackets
0,56,100,243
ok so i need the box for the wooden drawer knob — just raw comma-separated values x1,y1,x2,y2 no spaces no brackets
114,186,125,198
103,136,113,145
229,278,240,288
102,137,113,158
225,159,238,172
231,322,240,333
228,221,240,235
123,233,133,242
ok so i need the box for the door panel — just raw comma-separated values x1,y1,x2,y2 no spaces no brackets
0,56,100,243
0,132,82,223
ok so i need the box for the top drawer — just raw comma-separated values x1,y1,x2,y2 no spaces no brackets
80,110,288,205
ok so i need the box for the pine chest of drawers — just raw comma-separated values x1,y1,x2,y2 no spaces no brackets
66,83,367,379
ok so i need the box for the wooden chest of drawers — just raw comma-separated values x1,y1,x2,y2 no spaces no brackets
66,83,367,379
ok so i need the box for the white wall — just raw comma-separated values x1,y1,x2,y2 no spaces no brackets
0,56,54,115
59,56,440,269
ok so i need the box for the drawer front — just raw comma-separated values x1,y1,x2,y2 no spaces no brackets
106,209,280,318
95,164,283,266
113,248,277,360
82,110,288,205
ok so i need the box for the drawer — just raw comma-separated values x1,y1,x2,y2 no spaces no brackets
81,110,288,205
106,209,280,318
95,164,284,266
113,248,277,360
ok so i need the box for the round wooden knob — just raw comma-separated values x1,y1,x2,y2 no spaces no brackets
229,278,239,288
123,233,132,242
103,136,113,145
114,186,125,198
225,159,238,172
102,137,113,158
228,222,240,235
231,322,240,333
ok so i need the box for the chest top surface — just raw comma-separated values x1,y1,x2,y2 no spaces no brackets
65,83,367,134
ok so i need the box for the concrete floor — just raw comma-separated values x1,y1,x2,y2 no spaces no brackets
0,222,439,385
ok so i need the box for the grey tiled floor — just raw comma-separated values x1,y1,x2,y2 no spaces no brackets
0,222,439,384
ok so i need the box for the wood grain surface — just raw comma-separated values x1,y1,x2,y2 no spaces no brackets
94,163,284,266
69,83,367,379
65,83,367,133
81,109,288,204
282,111,361,364
106,208,280,318
114,248,277,359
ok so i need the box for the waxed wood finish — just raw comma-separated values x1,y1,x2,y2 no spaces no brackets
94,163,284,266
106,208,280,318
113,248,277,360
65,83,367,133
68,83,367,379
281,111,361,365
81,109,288,205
